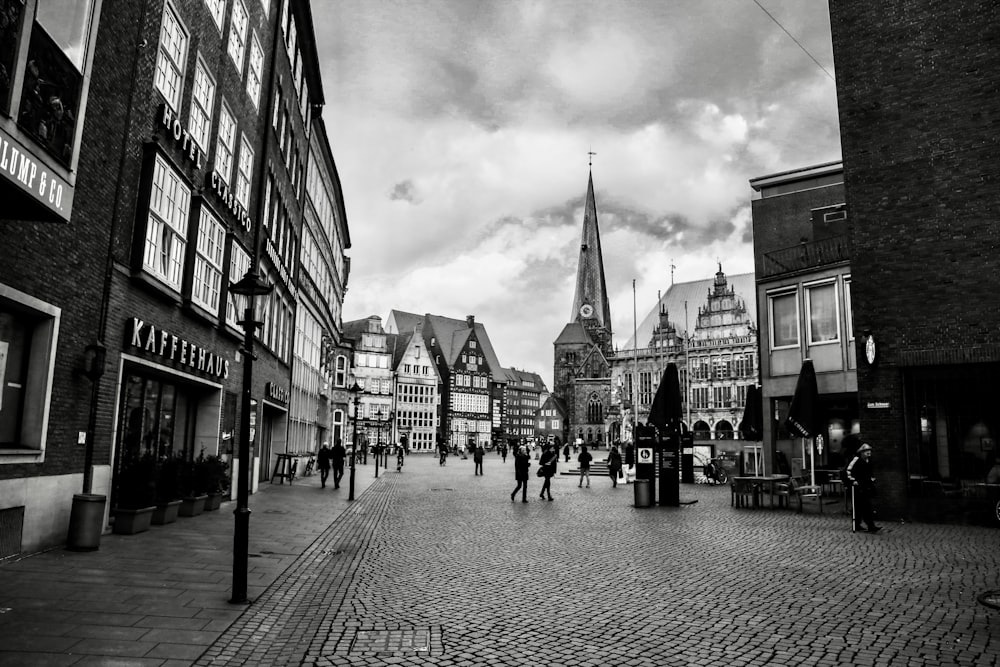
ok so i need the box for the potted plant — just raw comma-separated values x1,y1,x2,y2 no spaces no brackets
178,456,208,517
152,454,183,525
112,453,157,534
200,454,230,511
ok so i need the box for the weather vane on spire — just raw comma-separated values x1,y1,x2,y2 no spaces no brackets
588,150,596,167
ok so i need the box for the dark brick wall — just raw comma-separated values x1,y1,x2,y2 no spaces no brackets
751,183,845,275
830,0,1000,517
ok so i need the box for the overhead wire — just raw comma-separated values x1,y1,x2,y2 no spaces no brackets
752,0,836,82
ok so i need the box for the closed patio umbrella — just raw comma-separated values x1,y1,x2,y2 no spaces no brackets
648,363,683,434
739,385,763,442
786,359,821,487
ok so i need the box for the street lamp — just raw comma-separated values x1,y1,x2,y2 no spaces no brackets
348,380,362,501
229,269,273,605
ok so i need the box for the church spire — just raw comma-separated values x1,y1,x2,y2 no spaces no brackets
570,168,612,351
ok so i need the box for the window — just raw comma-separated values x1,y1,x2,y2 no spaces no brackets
226,244,251,328
769,290,799,349
215,103,236,185
191,207,225,313
806,282,839,344
335,356,347,387
844,278,854,341
143,155,190,290
0,286,60,461
236,134,254,208
154,1,188,111
189,57,215,151
203,0,225,30
247,33,264,110
228,0,249,72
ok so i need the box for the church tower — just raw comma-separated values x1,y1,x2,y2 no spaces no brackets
553,168,614,445
569,170,613,355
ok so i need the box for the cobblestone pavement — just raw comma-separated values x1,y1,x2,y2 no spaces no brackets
198,454,1000,667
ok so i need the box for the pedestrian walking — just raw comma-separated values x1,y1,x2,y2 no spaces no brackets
501,443,508,463
539,443,558,500
317,442,332,488
607,445,623,488
474,443,485,475
396,444,405,472
578,444,592,488
511,446,531,502
563,443,571,462
624,441,635,484
439,442,449,466
331,439,346,489
846,442,881,533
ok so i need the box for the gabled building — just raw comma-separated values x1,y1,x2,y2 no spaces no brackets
386,310,505,450
342,316,393,452
536,394,569,447
388,325,440,452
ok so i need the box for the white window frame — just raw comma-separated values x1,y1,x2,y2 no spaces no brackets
236,134,254,209
143,154,190,290
226,243,251,328
335,355,347,387
228,0,249,73
214,102,236,186
247,32,264,110
768,288,800,350
0,285,60,463
844,276,854,342
154,0,188,112
203,0,225,31
191,206,226,314
805,279,840,346
189,56,215,152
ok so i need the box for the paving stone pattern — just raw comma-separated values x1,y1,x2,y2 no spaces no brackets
2,456,999,666
200,456,999,667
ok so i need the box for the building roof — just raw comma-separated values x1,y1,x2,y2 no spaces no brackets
622,272,757,350
570,171,612,328
554,321,593,346
387,332,412,369
341,316,382,342
386,310,505,382
504,367,547,391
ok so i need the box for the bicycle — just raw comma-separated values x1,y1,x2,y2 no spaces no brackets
702,457,729,485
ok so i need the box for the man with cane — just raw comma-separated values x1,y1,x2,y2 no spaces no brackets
846,443,881,533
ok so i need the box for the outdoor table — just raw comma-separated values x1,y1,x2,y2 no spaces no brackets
732,475,790,509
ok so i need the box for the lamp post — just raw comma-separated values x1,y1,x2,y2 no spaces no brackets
229,270,272,605
348,380,361,501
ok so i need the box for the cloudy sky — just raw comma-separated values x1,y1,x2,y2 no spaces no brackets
314,0,842,389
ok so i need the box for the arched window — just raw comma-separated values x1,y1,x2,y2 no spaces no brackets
587,394,603,423
715,420,734,440
694,420,711,440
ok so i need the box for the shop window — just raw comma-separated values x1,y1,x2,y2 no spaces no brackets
153,0,187,113
191,206,225,314
214,102,236,185
769,290,799,349
806,281,839,344
0,286,60,462
0,0,25,115
143,154,190,291
189,57,215,152
227,0,248,73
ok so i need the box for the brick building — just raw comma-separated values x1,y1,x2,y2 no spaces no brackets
830,0,1000,523
502,367,546,445
1,0,345,554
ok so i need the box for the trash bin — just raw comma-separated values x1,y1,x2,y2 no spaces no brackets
633,479,652,508
67,493,107,551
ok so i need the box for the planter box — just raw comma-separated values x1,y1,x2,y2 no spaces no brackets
204,492,224,511
152,500,182,525
179,494,208,517
112,506,155,535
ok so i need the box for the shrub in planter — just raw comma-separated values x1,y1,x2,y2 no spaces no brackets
112,453,157,535
199,455,230,510
152,455,184,525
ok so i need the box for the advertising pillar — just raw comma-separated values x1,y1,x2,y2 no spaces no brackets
635,424,657,504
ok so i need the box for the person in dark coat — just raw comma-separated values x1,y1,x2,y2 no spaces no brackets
317,442,332,488
563,443,571,462
501,443,508,463
473,444,485,475
511,446,531,502
578,444,593,488
331,440,346,489
607,445,623,488
538,444,558,500
846,443,881,533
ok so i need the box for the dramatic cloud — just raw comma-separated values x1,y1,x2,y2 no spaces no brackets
315,0,841,388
